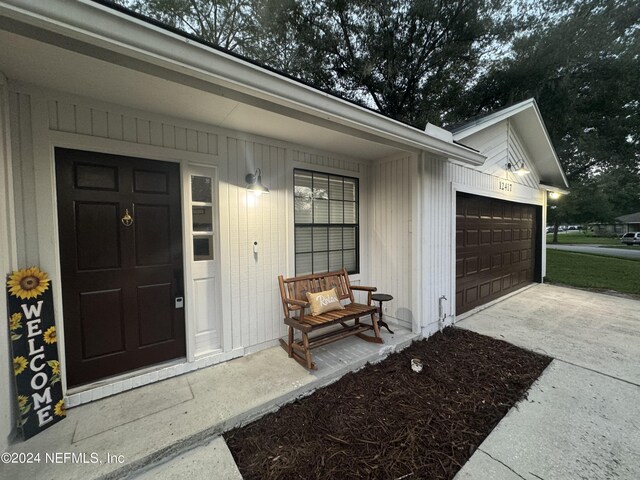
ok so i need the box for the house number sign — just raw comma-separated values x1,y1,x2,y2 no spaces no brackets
498,180,513,192
6,267,65,439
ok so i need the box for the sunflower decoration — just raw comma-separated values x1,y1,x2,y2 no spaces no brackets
17,395,29,409
43,326,57,344
47,360,61,385
10,313,24,341
54,399,66,417
14,356,28,376
10,312,23,331
48,360,60,376
7,267,50,300
17,395,32,417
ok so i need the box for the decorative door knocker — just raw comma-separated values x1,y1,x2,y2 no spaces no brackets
121,209,133,227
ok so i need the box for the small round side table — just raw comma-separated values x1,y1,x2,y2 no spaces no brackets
371,293,394,334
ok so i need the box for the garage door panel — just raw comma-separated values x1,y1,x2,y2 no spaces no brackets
456,192,538,314
479,255,491,272
465,286,478,304
466,229,479,246
465,256,478,275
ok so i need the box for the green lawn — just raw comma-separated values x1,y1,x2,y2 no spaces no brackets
545,249,640,295
546,232,621,245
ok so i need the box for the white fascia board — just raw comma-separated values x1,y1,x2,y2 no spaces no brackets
540,183,570,195
529,102,570,189
0,0,485,166
452,99,536,139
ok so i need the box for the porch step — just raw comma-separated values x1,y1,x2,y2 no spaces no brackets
3,326,419,480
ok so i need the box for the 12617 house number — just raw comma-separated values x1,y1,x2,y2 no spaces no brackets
498,180,513,192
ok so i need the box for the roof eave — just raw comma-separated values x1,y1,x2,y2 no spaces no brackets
0,0,485,165
452,99,569,188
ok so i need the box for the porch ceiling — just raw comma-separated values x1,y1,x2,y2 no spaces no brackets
0,29,400,161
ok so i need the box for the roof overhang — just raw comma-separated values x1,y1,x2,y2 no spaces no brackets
0,0,485,165
452,99,569,189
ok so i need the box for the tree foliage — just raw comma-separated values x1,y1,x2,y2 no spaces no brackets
112,0,639,222
448,0,640,186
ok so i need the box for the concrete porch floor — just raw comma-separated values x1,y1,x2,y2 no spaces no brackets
3,326,418,480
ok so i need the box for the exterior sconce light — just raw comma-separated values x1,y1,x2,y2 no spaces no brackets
549,191,561,200
506,159,530,176
245,168,270,195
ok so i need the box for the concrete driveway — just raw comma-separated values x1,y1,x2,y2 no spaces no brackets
454,284,640,480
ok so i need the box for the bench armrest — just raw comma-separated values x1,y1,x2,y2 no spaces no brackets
351,285,377,292
350,285,377,306
284,297,310,308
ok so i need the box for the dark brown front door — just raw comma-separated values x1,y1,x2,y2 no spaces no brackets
456,193,538,315
55,148,185,388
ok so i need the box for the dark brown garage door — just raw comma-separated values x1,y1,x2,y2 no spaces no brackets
456,192,539,315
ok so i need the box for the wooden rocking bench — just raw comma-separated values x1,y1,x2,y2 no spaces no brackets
278,268,383,369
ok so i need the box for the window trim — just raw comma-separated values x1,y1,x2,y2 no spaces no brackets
293,168,360,275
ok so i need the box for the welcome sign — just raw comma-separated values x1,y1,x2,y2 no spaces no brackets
7,267,65,439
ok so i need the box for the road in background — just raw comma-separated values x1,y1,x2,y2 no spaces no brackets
547,243,640,260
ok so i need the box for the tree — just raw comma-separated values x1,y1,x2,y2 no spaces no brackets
113,0,515,127
115,0,266,51
448,0,640,183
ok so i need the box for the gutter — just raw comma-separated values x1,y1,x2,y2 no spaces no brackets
0,0,485,166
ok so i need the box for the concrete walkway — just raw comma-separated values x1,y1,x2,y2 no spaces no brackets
3,326,418,480
455,284,640,480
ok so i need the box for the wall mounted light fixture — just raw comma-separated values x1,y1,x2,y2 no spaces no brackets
549,191,561,200
506,159,530,176
245,168,270,195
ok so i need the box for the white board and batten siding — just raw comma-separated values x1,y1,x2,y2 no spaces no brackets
223,137,289,352
370,154,414,330
9,89,375,385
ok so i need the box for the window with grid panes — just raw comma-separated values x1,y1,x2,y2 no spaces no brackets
294,169,359,275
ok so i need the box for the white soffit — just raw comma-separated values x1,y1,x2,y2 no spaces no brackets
0,0,486,164
0,30,397,160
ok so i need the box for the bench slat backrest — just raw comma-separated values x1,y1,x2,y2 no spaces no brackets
278,268,354,317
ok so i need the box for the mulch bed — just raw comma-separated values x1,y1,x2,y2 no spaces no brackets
225,327,551,479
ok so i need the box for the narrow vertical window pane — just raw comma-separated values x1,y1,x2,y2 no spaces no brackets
193,235,214,261
329,251,343,271
344,178,357,201
296,253,313,275
313,227,328,251
192,206,213,232
344,202,356,224
314,199,329,223
343,228,356,250
191,175,212,203
313,252,328,273
295,197,312,223
329,227,342,250
330,201,343,224
294,171,313,198
344,250,356,272
313,174,329,200
295,227,312,253
329,176,343,200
